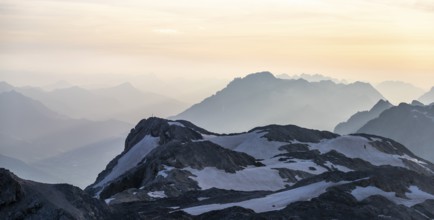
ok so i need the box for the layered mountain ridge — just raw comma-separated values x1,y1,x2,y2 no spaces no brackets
172,71,384,133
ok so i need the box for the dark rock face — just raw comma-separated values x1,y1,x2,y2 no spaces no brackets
0,169,23,207
251,124,339,143
148,141,262,173
0,168,111,220
125,117,205,152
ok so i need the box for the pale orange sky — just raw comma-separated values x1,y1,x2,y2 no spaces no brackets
1,0,434,88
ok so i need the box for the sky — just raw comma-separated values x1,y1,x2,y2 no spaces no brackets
1,0,434,89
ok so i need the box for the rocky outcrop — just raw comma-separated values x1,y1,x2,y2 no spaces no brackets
0,168,111,220
251,124,339,143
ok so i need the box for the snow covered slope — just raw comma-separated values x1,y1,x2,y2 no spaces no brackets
85,117,434,219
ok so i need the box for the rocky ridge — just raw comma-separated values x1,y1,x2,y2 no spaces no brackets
84,117,434,219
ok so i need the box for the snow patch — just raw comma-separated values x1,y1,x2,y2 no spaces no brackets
184,166,287,191
94,135,159,188
157,165,175,178
147,191,167,198
183,180,349,215
168,121,185,127
263,157,328,175
351,185,434,207
324,161,353,172
104,198,115,205
309,136,406,167
205,131,287,159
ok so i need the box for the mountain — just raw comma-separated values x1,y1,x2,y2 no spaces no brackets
16,82,188,123
91,82,188,123
375,81,426,105
0,90,71,140
419,87,434,105
85,117,434,219
0,81,15,93
0,91,130,162
42,80,73,91
0,90,131,187
17,85,117,120
334,99,393,134
277,73,346,83
0,154,61,184
172,72,384,133
33,136,125,188
357,102,434,162
0,168,111,220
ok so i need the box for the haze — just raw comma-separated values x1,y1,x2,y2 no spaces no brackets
1,0,434,90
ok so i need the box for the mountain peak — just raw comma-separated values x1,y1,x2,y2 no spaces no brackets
114,82,135,89
372,99,392,110
243,71,276,80
124,117,210,152
411,100,424,106
418,86,434,105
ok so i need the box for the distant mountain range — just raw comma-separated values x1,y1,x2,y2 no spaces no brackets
0,91,130,162
172,72,384,133
277,73,346,83
0,154,61,184
374,81,426,105
419,87,434,105
0,81,188,124
0,90,131,187
33,136,126,188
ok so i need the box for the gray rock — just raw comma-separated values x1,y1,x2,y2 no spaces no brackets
0,168,111,220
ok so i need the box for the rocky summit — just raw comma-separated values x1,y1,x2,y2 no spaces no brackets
79,117,434,219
